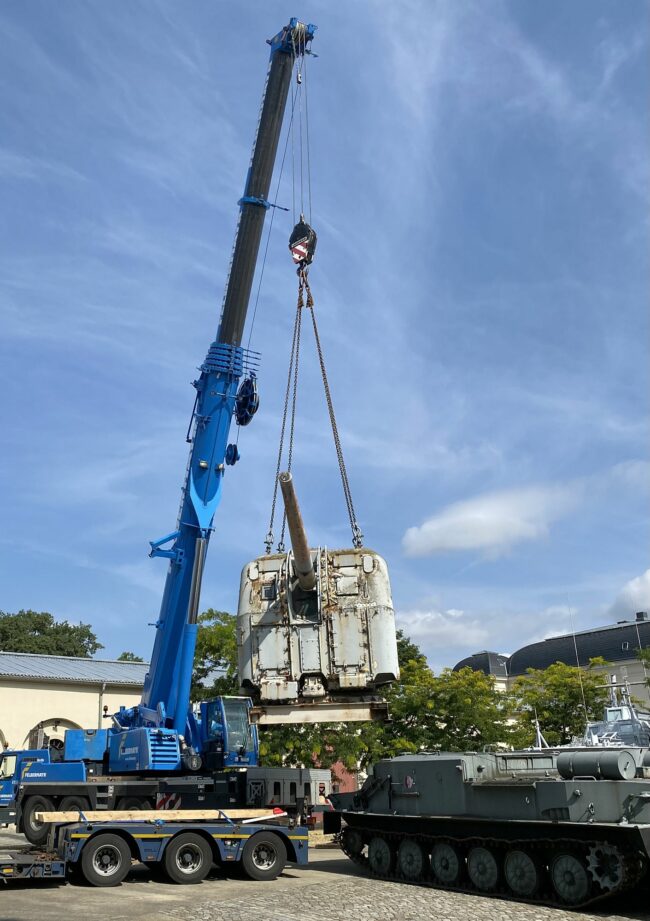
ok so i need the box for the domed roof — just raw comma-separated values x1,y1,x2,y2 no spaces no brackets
453,650,508,677
508,616,650,676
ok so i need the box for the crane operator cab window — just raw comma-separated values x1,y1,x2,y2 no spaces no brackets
206,702,225,745
0,754,16,780
220,697,257,762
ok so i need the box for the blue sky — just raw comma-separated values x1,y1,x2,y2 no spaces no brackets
1,1,648,671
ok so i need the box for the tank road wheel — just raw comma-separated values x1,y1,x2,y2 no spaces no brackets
551,853,591,905
79,833,132,887
430,841,461,885
341,826,364,858
163,832,212,884
22,794,55,846
397,838,426,881
368,836,395,876
241,832,287,881
467,846,499,892
586,844,624,892
504,849,540,898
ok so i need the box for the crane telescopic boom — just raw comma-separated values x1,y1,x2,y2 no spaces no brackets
114,19,317,766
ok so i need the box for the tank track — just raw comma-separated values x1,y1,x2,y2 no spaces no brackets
338,826,646,909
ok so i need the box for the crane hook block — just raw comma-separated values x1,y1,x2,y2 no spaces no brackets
289,219,317,266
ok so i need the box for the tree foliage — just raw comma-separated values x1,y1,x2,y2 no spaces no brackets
191,609,239,700
637,647,650,684
0,610,102,657
117,651,144,662
189,612,616,767
509,658,610,746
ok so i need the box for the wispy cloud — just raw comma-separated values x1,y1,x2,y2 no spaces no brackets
609,570,650,620
397,607,489,655
403,482,580,557
0,148,87,183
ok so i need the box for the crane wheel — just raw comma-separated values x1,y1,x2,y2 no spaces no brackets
79,832,132,887
22,794,54,845
59,796,90,816
241,832,287,881
115,796,150,811
163,832,213,884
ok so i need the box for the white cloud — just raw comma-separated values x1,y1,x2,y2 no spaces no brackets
397,608,489,651
609,570,650,620
402,484,579,557
609,460,650,493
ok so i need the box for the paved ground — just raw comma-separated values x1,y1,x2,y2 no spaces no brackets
1,828,650,921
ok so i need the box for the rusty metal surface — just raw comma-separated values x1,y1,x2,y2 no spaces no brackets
278,472,316,591
237,547,399,711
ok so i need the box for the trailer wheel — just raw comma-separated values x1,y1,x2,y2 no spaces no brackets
79,833,132,887
22,794,54,846
241,832,287,881
162,833,212,884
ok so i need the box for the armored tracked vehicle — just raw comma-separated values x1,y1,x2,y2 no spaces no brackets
325,748,650,908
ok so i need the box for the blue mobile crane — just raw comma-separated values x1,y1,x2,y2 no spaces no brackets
7,18,324,846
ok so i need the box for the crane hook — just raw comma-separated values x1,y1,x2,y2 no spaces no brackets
289,216,317,267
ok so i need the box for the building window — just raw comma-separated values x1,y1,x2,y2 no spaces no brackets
622,641,630,652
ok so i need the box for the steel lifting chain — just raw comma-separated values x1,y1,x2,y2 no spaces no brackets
265,279,304,554
301,270,363,548
265,269,363,553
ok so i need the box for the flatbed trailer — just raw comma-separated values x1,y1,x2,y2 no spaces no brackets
0,810,308,887
0,849,66,881
14,765,331,844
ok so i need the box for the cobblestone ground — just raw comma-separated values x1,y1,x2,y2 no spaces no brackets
163,870,650,921
1,827,649,921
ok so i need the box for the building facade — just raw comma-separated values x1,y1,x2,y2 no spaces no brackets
0,652,148,751
453,613,650,705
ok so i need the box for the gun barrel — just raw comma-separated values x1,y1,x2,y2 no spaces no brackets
279,472,316,591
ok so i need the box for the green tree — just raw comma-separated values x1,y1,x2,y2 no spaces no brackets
637,647,650,684
191,609,239,700
117,651,144,662
359,660,509,764
509,659,610,746
0,610,102,657
428,667,511,751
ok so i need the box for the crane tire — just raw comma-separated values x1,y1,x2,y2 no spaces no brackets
241,832,287,881
79,832,132,887
163,832,212,884
59,796,90,816
115,796,150,811
22,794,55,846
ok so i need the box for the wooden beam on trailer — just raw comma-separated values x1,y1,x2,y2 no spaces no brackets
36,808,285,823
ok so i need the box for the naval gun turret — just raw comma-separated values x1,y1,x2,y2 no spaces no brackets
236,472,399,724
